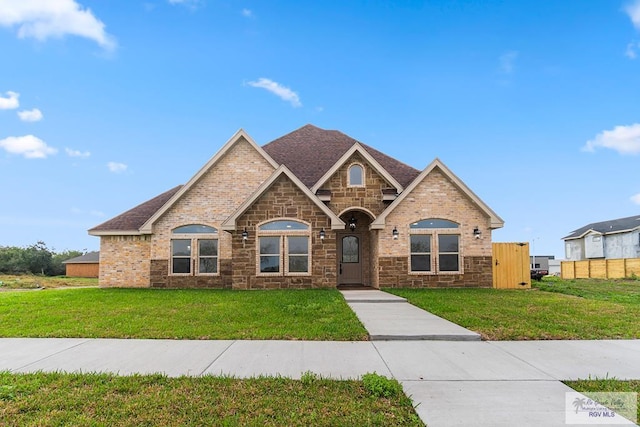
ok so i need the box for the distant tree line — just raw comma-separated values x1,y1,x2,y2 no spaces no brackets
0,242,83,276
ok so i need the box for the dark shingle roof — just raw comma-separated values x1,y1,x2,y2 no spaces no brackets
262,124,420,188
62,251,100,264
89,185,182,233
91,125,422,233
564,214,640,239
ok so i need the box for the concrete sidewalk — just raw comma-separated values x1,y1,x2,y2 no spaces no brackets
1,338,639,426
341,289,482,341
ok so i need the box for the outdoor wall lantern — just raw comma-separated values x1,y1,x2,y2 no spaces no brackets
348,215,357,231
473,226,481,239
320,228,326,241
392,226,399,240
242,228,249,241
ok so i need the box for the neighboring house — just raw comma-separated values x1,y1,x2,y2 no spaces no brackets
530,255,554,270
62,251,100,278
563,215,640,261
89,125,503,289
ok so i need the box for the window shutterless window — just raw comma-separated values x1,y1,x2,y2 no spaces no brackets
171,239,191,274
287,236,309,273
170,224,218,275
410,235,431,272
438,234,459,272
259,236,281,273
257,219,311,275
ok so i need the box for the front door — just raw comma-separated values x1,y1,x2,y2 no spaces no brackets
338,234,362,284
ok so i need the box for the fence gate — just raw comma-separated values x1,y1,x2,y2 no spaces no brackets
492,242,531,289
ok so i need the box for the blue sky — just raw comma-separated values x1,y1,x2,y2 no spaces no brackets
1,0,639,258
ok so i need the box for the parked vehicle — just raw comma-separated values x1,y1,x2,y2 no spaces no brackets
530,269,548,281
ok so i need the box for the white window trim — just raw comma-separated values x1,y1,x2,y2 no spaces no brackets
408,228,464,275
170,233,219,276
347,162,365,188
256,219,312,277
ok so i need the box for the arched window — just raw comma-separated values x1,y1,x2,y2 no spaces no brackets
170,224,218,275
410,219,459,229
257,219,311,275
409,218,460,273
348,164,364,187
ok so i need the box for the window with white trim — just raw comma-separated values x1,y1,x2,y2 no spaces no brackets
258,220,310,275
348,164,364,187
409,219,461,273
170,225,218,275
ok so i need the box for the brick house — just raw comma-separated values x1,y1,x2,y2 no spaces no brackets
89,125,503,289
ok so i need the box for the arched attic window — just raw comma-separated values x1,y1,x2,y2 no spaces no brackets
348,164,364,187
170,224,218,275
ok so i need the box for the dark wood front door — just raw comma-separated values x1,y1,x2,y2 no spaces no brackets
338,234,362,284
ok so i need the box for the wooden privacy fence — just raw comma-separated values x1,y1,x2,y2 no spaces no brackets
561,258,640,279
492,242,531,289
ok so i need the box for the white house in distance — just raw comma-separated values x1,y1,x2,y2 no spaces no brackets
563,214,640,261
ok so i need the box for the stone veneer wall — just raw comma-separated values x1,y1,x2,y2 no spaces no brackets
147,137,276,288
377,167,494,288
232,175,336,289
321,152,393,217
378,256,493,288
99,235,151,287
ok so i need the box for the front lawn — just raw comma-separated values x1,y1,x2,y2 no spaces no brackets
0,372,422,426
385,278,640,340
566,378,639,423
0,288,368,341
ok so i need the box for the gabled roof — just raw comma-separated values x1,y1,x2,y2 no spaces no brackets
371,158,504,230
310,143,403,193
138,129,278,233
563,214,640,240
89,186,183,235
221,165,345,231
262,124,420,188
62,251,100,264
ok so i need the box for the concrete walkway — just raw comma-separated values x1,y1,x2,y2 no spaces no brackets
341,289,482,341
2,338,639,426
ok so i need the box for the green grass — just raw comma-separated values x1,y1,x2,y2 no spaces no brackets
0,371,422,426
535,276,640,304
385,278,640,340
0,288,368,340
566,378,640,422
0,274,98,289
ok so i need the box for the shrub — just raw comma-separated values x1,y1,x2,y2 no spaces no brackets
362,373,403,398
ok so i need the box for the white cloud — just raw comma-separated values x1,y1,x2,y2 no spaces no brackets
625,41,639,59
0,0,116,50
625,0,640,30
583,123,640,155
168,0,201,7
65,147,90,157
107,161,127,173
242,8,253,18
0,135,57,158
499,51,519,74
0,91,19,110
631,193,640,205
17,108,43,122
247,78,302,107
